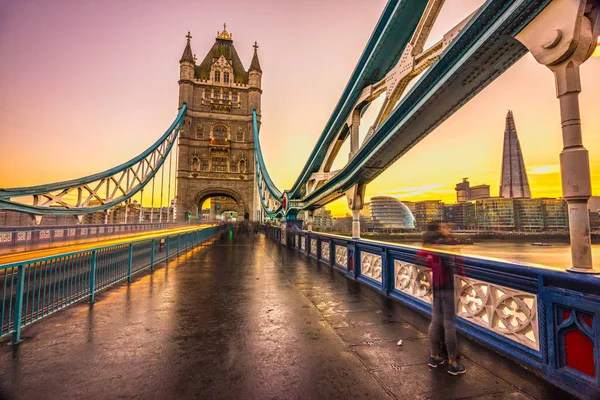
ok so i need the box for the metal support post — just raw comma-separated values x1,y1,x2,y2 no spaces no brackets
127,243,133,282
348,108,361,159
89,250,97,303
306,210,314,232
165,236,170,261
150,239,155,271
12,265,26,344
346,183,366,240
516,0,599,273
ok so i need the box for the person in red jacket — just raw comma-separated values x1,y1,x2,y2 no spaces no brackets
416,221,466,375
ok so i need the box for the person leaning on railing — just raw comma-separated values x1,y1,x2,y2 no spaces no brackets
415,221,466,376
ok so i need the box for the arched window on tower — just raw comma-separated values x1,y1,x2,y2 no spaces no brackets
214,71,221,82
224,72,230,83
236,128,244,142
213,125,228,140
200,160,209,171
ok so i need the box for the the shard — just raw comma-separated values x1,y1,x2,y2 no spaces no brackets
499,110,531,198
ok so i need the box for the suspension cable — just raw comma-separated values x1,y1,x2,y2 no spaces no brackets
174,134,179,223
150,175,155,223
159,157,165,224
167,140,173,223
139,187,144,223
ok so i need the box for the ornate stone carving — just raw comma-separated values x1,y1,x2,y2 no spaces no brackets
455,275,539,350
321,241,330,261
0,232,11,243
335,245,347,268
393,260,432,304
301,236,306,251
310,239,317,255
295,235,299,248
360,251,382,282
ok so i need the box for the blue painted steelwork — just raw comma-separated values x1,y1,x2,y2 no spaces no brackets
0,224,220,344
287,0,430,199
264,225,600,399
252,110,283,218
253,0,553,215
0,223,175,251
0,104,187,215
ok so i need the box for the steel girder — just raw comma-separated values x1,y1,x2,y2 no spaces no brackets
0,105,187,215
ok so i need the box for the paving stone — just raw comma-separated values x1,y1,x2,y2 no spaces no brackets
374,359,515,400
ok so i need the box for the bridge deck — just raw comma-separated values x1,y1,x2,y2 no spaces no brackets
0,233,573,399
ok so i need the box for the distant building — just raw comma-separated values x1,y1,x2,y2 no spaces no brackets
455,178,490,203
515,198,544,232
455,178,470,203
590,210,600,231
314,208,334,231
402,201,416,216
475,198,516,231
369,196,416,231
414,200,443,230
333,214,373,234
470,184,490,200
443,202,477,230
542,198,569,231
500,110,531,198
589,196,600,213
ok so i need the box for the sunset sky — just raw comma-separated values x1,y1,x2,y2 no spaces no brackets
0,0,599,216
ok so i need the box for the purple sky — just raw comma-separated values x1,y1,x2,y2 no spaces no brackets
1,0,598,214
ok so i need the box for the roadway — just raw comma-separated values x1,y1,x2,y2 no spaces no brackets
0,233,573,399
0,224,215,266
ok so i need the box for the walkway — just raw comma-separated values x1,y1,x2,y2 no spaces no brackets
0,233,574,399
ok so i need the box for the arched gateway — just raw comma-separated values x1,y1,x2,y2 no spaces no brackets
192,188,247,221
175,25,262,221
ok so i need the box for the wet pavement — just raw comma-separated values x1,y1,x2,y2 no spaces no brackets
0,234,574,399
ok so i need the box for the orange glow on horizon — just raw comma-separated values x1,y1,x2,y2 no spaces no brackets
0,1,598,216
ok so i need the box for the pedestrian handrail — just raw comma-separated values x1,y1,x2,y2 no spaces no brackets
263,225,600,399
0,222,180,252
0,225,222,344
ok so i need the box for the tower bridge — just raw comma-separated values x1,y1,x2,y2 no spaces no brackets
1,1,600,398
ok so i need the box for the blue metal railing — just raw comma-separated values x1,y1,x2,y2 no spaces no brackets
0,225,220,343
0,222,176,252
264,225,600,399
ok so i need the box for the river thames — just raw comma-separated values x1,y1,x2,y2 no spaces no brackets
387,240,600,270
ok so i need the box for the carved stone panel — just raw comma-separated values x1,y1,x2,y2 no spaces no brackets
335,245,347,268
455,275,539,350
393,260,432,304
321,241,330,261
360,251,382,283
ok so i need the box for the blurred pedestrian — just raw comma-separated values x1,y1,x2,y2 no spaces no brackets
416,221,466,375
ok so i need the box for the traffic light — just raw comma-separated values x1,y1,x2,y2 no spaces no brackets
185,211,191,220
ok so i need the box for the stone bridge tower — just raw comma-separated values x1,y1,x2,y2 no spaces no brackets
176,25,262,221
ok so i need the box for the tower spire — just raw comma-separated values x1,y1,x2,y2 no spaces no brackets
180,31,195,63
249,41,262,73
500,110,531,198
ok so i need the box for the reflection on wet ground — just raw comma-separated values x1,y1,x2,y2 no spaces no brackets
0,234,574,399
